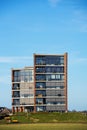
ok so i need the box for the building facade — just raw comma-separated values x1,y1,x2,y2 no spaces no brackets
11,53,68,112
34,53,67,112
12,67,34,113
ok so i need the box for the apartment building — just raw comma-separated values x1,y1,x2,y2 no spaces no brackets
34,53,67,112
11,53,68,112
12,67,34,113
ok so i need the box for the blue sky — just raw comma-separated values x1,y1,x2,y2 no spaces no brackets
0,0,87,111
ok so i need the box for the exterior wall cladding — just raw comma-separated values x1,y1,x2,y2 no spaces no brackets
12,53,68,113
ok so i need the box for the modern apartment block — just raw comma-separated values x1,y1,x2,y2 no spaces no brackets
11,53,68,112
34,53,68,112
12,67,34,113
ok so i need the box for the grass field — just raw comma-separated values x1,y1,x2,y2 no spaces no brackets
10,112,87,123
0,112,87,124
0,123,87,130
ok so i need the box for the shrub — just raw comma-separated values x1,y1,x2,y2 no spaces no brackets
4,117,11,120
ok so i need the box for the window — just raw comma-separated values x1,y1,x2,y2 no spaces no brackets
36,56,45,65
36,82,45,89
13,84,20,90
29,70,32,75
36,75,46,81
29,76,32,81
60,56,64,64
36,67,45,73
13,91,20,97
13,71,20,82
36,98,43,104
46,67,51,73
51,75,55,79
20,69,33,82
46,75,51,81
14,71,20,77
13,99,20,105
36,106,46,111
61,74,64,80
56,74,61,80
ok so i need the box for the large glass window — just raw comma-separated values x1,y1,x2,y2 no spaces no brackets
13,91,20,97
14,71,20,77
36,67,45,73
56,74,61,80
35,56,64,65
36,74,46,81
13,84,20,90
20,70,33,82
51,74,55,79
46,74,64,81
36,82,46,89
36,56,46,65
46,75,51,81
13,70,20,82
45,56,64,65
13,99,20,105
36,106,46,112
45,66,64,73
36,98,43,104
60,56,64,64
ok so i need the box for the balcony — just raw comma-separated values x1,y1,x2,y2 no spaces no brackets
12,102,20,105
12,95,20,98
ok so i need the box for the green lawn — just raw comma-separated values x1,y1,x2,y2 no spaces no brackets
0,123,87,130
0,112,87,124
10,112,87,123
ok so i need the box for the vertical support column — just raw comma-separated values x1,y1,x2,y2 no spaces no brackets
12,107,15,113
20,106,23,112
16,107,18,112
34,54,36,112
12,70,14,113
64,53,68,112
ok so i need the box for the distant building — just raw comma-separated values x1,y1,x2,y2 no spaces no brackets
11,53,68,112
12,67,34,113
0,107,11,115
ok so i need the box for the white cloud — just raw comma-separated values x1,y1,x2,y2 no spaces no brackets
48,0,61,7
0,56,33,63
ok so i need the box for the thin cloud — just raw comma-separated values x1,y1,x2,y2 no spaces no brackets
76,58,87,63
72,10,87,32
48,0,61,7
69,52,87,65
0,56,33,63
0,75,11,84
80,24,87,32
